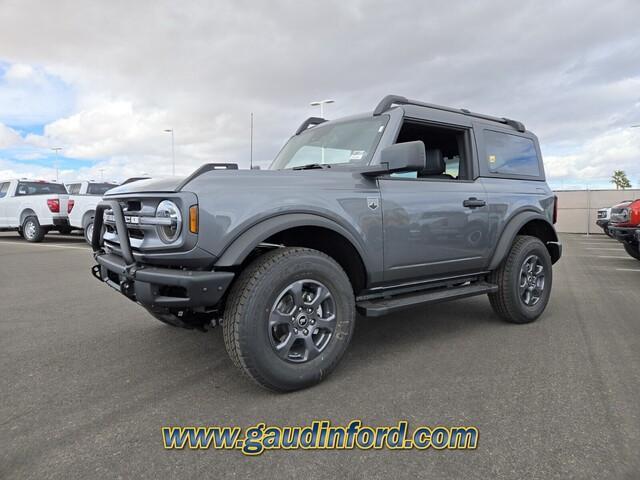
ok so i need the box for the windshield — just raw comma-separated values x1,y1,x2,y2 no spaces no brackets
270,116,388,170
16,182,67,195
87,183,118,195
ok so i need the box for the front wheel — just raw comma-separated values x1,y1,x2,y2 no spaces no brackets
623,243,640,261
223,247,355,392
22,216,46,242
488,235,553,324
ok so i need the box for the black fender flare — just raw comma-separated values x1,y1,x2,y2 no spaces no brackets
488,211,559,270
214,213,370,269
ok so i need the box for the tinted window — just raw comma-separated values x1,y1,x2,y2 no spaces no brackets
0,182,9,198
484,131,540,177
87,183,117,195
67,183,81,194
16,182,67,196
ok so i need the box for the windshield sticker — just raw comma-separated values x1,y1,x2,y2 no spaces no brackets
350,150,365,160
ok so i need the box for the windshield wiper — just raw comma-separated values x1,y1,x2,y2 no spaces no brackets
291,163,331,170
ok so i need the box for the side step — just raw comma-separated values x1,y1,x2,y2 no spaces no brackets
356,282,498,317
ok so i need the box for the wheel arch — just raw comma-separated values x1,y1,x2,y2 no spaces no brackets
489,211,560,270
82,209,96,227
215,214,369,294
20,208,37,225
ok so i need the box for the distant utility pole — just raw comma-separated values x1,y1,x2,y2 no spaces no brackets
250,112,254,170
164,129,175,175
51,147,62,181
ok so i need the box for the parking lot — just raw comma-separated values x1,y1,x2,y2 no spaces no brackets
1,232,639,479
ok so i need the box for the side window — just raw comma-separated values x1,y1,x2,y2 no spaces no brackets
391,121,468,180
484,130,540,177
16,183,28,195
68,184,81,194
0,182,9,198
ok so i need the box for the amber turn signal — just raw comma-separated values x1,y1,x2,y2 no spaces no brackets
189,205,198,233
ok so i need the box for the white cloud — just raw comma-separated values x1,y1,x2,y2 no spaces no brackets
0,123,22,148
0,0,638,184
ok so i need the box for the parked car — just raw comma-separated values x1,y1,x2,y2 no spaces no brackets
67,181,119,243
597,201,633,237
596,207,613,237
0,179,70,241
90,94,562,391
608,199,640,260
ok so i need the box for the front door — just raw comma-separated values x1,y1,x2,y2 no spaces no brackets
379,176,490,282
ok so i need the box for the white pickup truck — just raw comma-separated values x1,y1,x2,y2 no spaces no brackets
67,181,119,243
0,179,71,242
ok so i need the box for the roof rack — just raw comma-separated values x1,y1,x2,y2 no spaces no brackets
373,94,526,132
295,117,327,135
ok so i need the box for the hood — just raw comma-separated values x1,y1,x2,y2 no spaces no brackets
105,176,185,195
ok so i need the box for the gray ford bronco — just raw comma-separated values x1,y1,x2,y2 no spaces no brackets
91,95,562,392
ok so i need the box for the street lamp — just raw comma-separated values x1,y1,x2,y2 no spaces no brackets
164,129,175,175
51,147,62,182
310,99,335,118
309,100,335,165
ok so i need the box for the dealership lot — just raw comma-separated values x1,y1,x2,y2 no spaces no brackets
1,233,639,479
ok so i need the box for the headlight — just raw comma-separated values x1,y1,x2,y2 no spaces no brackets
156,200,182,243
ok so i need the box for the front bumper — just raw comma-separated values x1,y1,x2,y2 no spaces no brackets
608,225,639,243
595,219,609,229
91,200,234,309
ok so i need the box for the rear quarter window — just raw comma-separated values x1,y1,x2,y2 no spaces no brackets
484,130,540,177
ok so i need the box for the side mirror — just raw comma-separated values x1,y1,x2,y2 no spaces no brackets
362,141,426,176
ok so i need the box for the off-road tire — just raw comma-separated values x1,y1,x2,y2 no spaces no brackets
623,243,640,261
17,229,24,238
488,235,553,324
22,216,46,242
223,247,355,392
83,217,97,245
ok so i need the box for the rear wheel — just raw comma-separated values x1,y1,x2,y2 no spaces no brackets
84,220,94,244
223,247,355,392
623,243,640,261
488,235,553,324
17,229,24,238
22,216,45,242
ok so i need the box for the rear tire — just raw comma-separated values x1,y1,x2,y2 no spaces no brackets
17,229,24,238
488,235,553,324
22,216,45,242
223,247,355,392
83,220,95,244
623,243,640,261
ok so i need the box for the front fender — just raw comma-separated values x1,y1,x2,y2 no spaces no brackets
214,213,370,270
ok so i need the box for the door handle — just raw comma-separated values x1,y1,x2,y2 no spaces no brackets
463,197,486,208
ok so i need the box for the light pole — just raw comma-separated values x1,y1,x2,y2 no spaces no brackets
164,129,175,175
310,99,335,118
51,147,62,182
310,100,334,164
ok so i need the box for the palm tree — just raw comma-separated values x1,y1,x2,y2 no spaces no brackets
611,170,631,190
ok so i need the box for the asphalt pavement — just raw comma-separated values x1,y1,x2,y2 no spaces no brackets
1,232,639,479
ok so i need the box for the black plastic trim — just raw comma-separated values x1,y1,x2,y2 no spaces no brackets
373,94,526,132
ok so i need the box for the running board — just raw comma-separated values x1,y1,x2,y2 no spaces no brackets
356,282,498,317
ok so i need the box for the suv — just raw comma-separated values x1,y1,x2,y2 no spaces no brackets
608,199,640,260
91,95,562,391
0,179,71,241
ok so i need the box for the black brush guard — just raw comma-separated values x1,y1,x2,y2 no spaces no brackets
91,200,233,309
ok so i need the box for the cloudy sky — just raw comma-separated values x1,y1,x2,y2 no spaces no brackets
0,0,639,189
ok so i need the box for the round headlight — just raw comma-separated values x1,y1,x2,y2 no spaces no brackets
156,200,182,243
